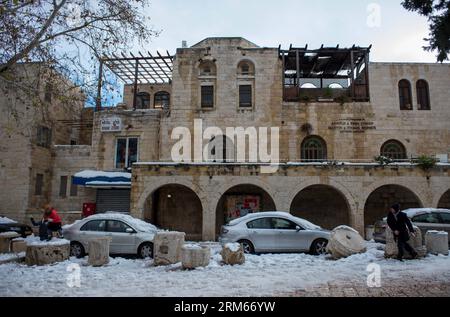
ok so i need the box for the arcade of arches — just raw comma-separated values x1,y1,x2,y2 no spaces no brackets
135,173,449,241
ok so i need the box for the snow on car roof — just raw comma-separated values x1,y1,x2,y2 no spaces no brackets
72,213,157,232
404,208,450,218
227,212,321,230
0,216,16,224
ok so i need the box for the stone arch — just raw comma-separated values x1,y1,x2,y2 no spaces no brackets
300,135,328,161
198,59,217,76
363,184,423,227
285,178,358,216
289,183,353,230
380,139,407,160
237,59,256,76
136,177,204,213
214,181,278,238
235,57,257,72
141,182,204,241
362,178,427,209
153,91,170,109
437,189,450,209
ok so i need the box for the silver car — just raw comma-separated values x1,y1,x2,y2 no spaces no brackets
63,213,158,258
373,208,450,245
219,212,331,255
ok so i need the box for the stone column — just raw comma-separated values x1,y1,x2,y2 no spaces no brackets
202,202,216,242
88,237,111,267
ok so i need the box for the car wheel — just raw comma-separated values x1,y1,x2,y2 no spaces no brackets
70,242,85,258
238,240,255,255
310,238,328,255
138,242,154,259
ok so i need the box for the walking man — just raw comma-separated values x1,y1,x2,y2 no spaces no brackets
387,203,418,261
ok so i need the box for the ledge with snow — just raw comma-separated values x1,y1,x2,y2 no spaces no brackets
73,170,131,189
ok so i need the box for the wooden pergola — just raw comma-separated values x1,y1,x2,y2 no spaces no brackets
96,51,174,110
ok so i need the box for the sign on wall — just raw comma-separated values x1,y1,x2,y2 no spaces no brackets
328,118,376,133
225,195,261,222
101,117,122,132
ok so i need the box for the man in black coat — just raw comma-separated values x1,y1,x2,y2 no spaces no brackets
387,203,418,261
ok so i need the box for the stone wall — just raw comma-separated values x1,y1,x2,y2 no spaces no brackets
47,145,97,223
0,64,85,222
123,83,172,109
90,109,161,171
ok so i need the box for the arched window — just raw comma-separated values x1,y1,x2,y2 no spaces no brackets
154,91,170,109
381,140,407,161
237,60,255,76
416,79,430,110
199,61,217,76
135,92,150,109
301,136,327,161
398,79,412,110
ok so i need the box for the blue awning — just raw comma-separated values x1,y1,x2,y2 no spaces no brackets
73,170,131,188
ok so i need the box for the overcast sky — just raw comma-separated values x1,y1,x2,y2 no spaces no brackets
140,0,440,63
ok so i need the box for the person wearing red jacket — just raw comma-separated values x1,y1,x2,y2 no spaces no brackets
31,204,63,240
43,204,62,228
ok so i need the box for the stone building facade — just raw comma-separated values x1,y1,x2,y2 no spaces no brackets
1,38,449,242
0,63,89,223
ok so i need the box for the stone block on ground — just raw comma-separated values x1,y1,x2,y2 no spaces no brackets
181,244,210,269
154,232,185,266
326,226,367,259
221,243,245,265
0,232,21,253
88,237,111,267
385,227,427,259
11,239,27,253
425,231,449,256
25,239,70,266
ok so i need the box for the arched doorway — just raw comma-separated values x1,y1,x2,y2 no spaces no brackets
364,185,423,227
289,185,350,230
438,190,450,209
215,184,276,239
143,184,203,241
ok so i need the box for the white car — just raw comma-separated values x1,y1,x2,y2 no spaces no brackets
63,213,157,258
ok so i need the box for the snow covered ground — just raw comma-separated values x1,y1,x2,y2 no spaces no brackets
0,242,449,297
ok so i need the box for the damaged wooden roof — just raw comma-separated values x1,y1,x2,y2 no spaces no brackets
280,45,372,79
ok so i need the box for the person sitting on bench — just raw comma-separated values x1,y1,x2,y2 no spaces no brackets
31,204,63,240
